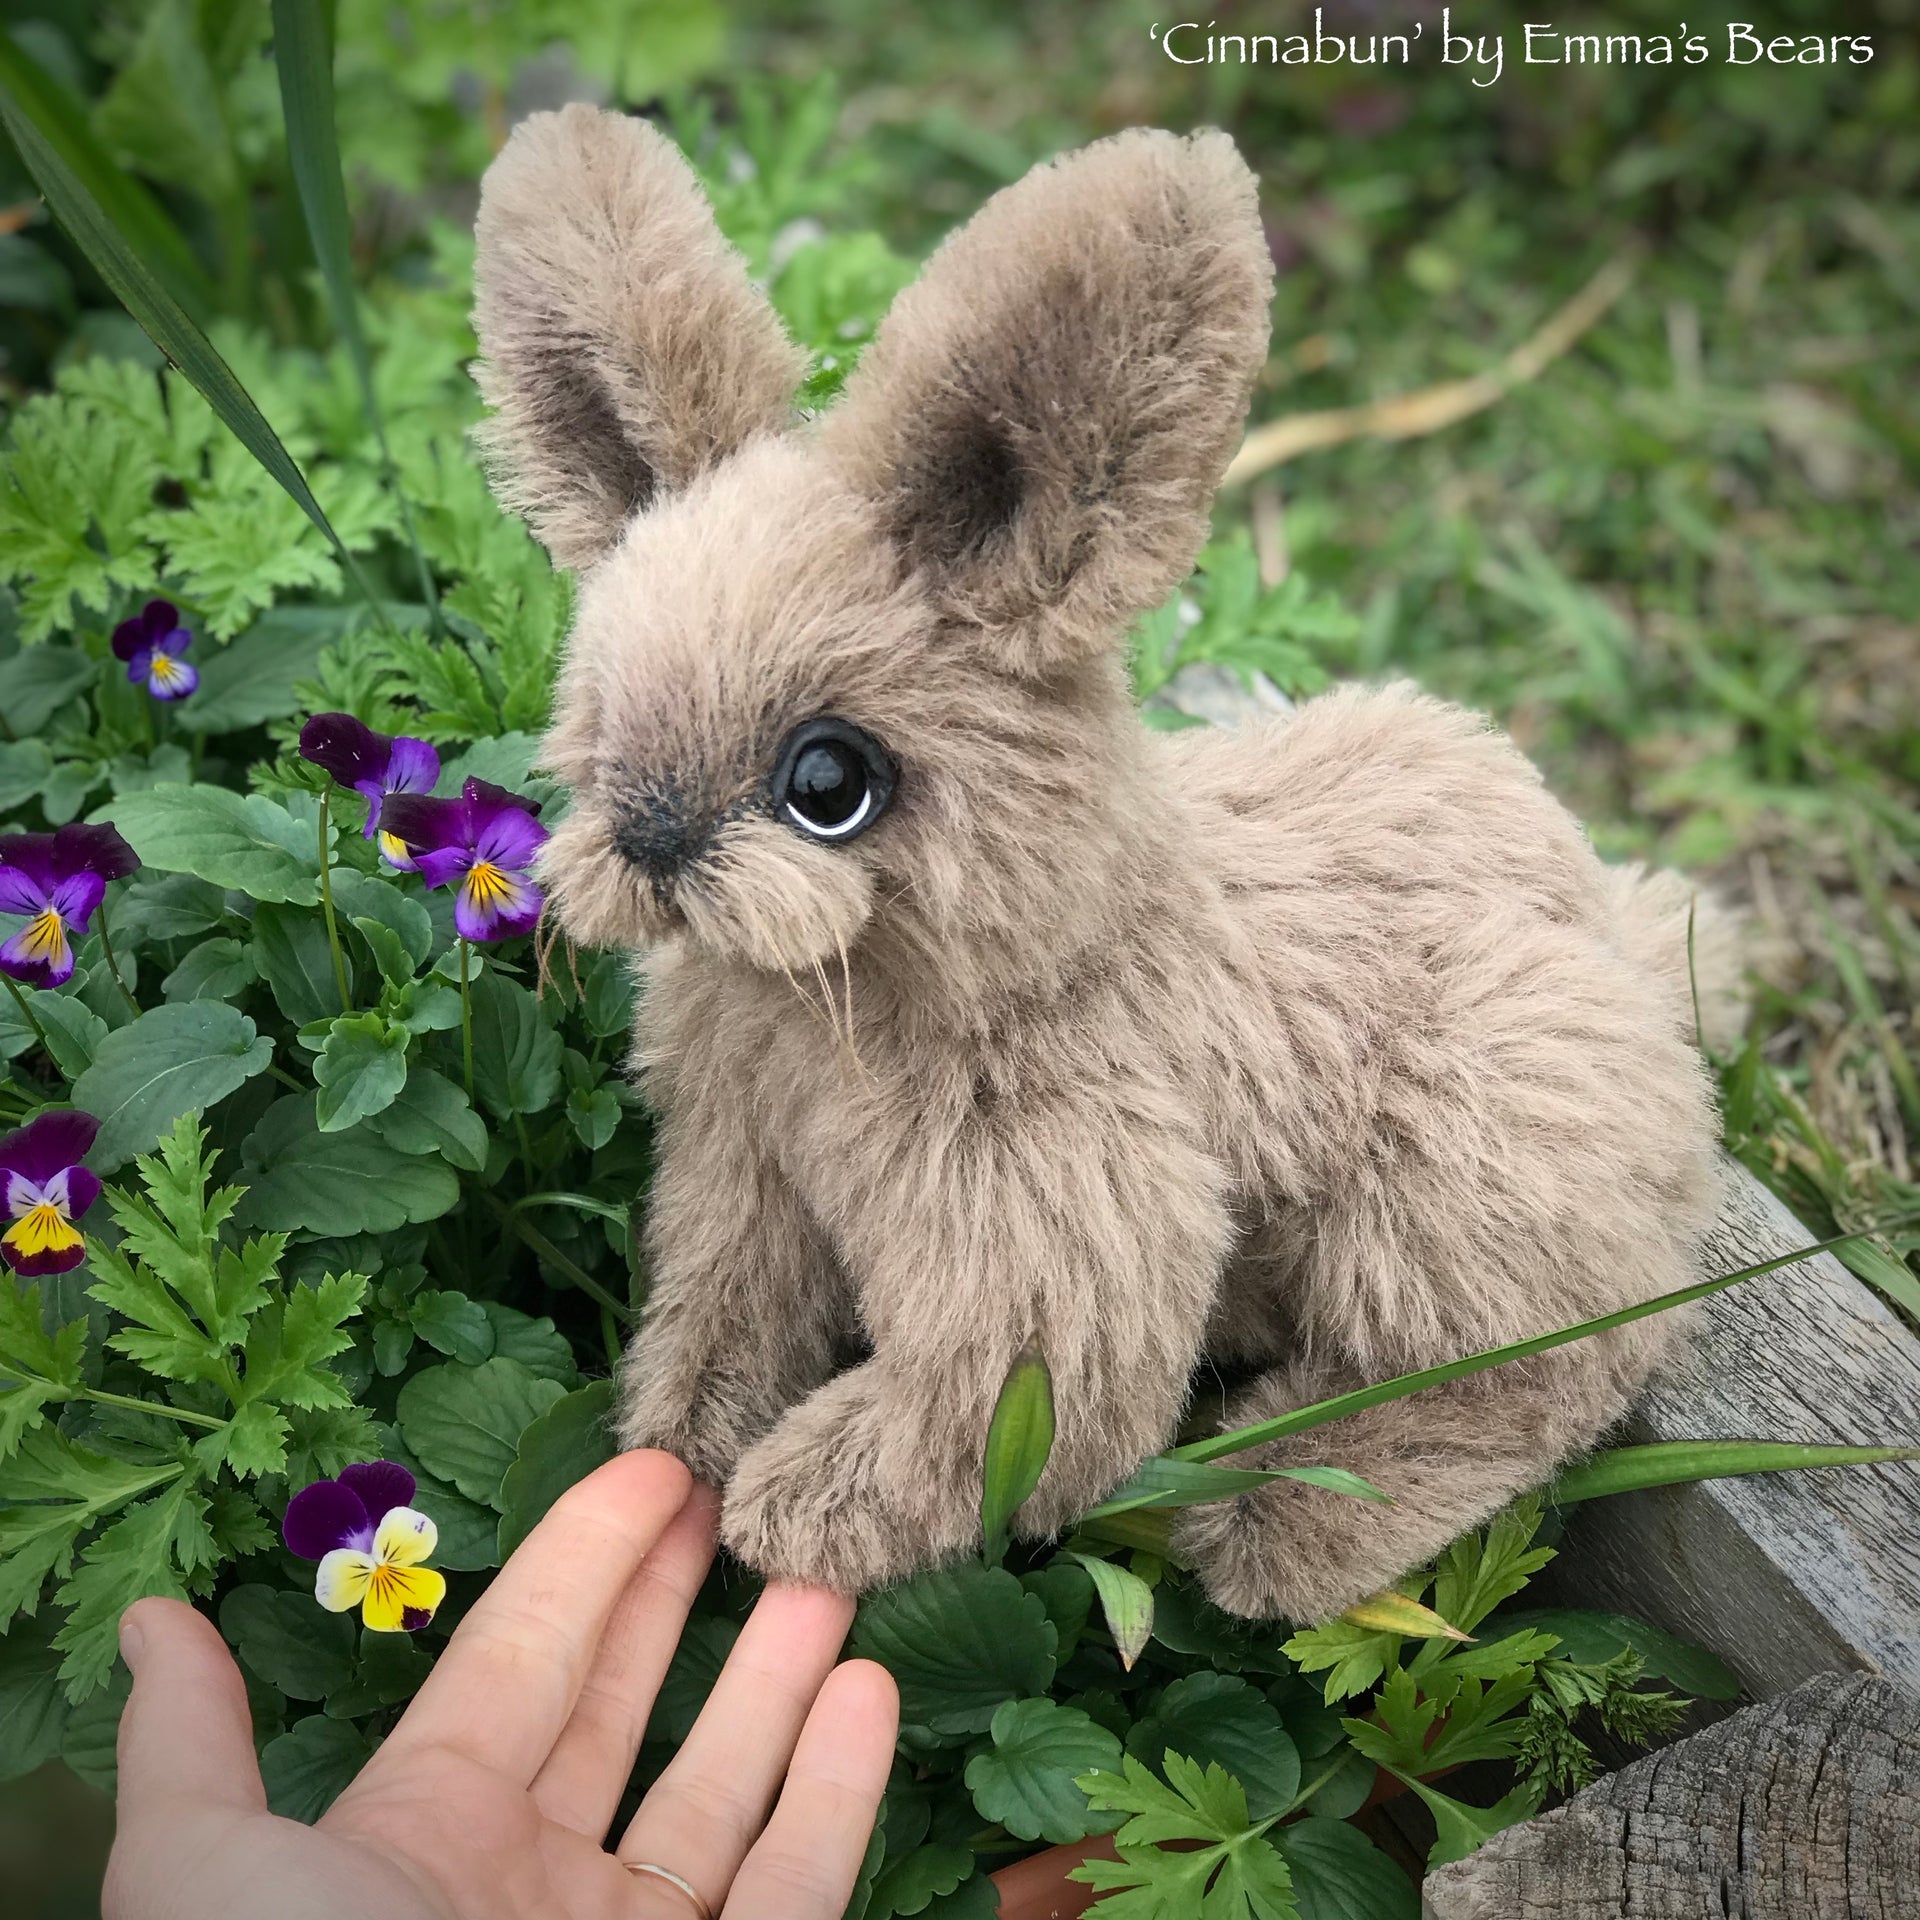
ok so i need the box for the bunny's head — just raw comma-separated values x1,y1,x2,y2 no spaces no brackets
474,108,1271,994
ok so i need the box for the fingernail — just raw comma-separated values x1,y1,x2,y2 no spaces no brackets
118,1609,145,1667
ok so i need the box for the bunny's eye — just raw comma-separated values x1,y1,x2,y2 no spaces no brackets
771,717,897,843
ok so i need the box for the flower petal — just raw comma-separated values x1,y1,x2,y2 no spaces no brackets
1,1227,89,1276
410,846,471,893
60,1164,101,1222
465,781,546,870
0,836,59,908
0,916,73,989
284,1479,374,1560
339,1459,415,1522
362,1563,446,1633
377,791,469,865
372,1505,438,1567
315,1548,376,1613
110,616,148,663
146,655,198,699
455,864,542,943
384,736,441,797
142,598,182,639
299,713,393,788
47,870,107,932
0,1111,100,1187
52,823,140,885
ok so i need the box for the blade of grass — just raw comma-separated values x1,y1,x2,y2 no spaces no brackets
1552,1439,1920,1505
270,0,442,632
0,70,395,637
980,1346,1055,1564
0,34,215,318
1083,1454,1391,1520
1172,1228,1887,1465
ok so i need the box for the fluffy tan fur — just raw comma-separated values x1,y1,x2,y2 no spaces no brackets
473,106,1726,1621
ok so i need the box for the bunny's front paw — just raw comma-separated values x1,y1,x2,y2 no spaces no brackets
619,1365,773,1488
718,1372,977,1592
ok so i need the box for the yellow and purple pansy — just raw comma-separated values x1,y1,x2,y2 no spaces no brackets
0,823,140,990
0,1110,101,1277
111,599,198,701
381,777,549,943
283,1460,446,1633
297,713,443,871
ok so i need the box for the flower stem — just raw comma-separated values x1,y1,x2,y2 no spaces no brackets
480,1189,633,1324
459,937,475,1102
0,1364,226,1432
316,789,353,1015
95,903,139,1016
599,1303,622,1371
2,975,50,1056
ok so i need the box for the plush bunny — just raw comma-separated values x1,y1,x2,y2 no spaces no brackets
471,106,1725,1621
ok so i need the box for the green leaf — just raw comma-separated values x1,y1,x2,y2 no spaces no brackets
1430,1495,1552,1636
645,1612,740,1745
180,605,353,732
0,34,213,316
869,1844,974,1917
1399,1773,1539,1869
1282,1613,1407,1707
495,1378,617,1559
851,1566,1057,1738
481,1303,579,1384
60,1659,130,1794
980,1346,1053,1563
1070,1552,1155,1672
106,787,320,904
1149,1581,1296,1677
468,969,563,1119
1020,1561,1094,1659
68,1001,273,1172
582,949,636,1038
12,989,107,1077
0,1610,69,1782
162,936,259,1002
1087,1454,1390,1519
384,1439,500,1572
367,1068,488,1173
1175,1233,1883,1465
253,901,351,1025
1492,1608,1739,1700
565,1083,621,1151
332,869,433,968
0,644,95,736
236,1270,368,1425
313,1013,410,1131
54,1476,211,1699
221,1585,357,1701
261,1713,373,1822
236,1095,459,1234
409,1289,494,1364
963,1696,1123,1843
1126,1672,1301,1821
1553,1439,1920,1505
397,1357,569,1507
1278,1817,1418,1920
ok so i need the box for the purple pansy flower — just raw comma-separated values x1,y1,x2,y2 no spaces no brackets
0,1110,101,1277
111,599,197,700
0,823,140,989
297,713,442,872
380,778,548,943
283,1460,445,1633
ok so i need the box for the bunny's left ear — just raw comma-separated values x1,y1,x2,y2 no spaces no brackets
819,128,1272,676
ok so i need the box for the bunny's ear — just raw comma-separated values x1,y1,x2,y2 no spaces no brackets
472,105,806,570
820,128,1272,675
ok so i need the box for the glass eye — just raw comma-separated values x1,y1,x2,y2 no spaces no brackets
770,718,896,843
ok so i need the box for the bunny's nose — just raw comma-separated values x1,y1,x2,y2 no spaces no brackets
611,793,693,901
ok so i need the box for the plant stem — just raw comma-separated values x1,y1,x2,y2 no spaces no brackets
599,1302,622,1371
267,1064,306,1093
480,1189,632,1324
316,788,353,1014
459,937,475,1102
95,902,139,1015
0,1364,226,1432
2,974,50,1055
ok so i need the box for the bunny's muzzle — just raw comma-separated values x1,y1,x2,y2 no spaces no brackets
610,788,704,905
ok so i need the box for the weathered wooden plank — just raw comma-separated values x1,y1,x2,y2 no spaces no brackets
1537,1158,1920,1697
1421,1673,1920,1920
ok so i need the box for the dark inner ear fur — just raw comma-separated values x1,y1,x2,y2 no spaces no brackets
538,342,658,522
888,401,1024,574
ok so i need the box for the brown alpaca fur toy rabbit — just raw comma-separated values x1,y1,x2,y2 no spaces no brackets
472,106,1725,1621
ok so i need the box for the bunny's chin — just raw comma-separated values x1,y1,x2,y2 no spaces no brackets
537,808,877,975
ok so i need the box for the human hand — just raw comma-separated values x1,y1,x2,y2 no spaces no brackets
103,1452,899,1920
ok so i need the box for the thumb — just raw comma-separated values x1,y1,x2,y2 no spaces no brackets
116,1596,267,1816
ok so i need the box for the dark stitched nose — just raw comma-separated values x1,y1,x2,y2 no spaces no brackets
611,794,693,900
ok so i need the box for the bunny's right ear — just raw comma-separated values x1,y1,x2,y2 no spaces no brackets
472,105,806,571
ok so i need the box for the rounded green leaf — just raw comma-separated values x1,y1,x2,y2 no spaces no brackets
1279,1814,1419,1920
468,969,562,1119
261,1713,373,1822
107,786,320,903
369,1069,489,1173
313,1013,410,1132
161,936,258,1003
1126,1670,1301,1820
235,1094,458,1233
396,1356,569,1507
868,1844,974,1917
496,1379,617,1559
851,1566,1057,1738
219,1585,356,1702
0,1613,68,1783
71,1001,274,1172
181,606,351,732
963,1696,1123,1843
252,902,350,1025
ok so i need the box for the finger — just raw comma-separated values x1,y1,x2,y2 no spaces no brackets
617,1584,856,1911
529,1481,719,1837
380,1450,692,1785
720,1660,899,1920
115,1597,267,1817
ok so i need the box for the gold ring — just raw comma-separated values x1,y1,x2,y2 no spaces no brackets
623,1861,714,1919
